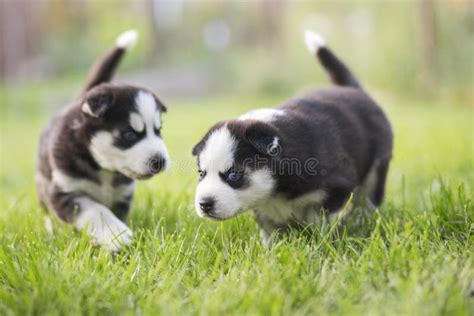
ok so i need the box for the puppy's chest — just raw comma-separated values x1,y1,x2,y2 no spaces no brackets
53,170,135,208
254,190,327,226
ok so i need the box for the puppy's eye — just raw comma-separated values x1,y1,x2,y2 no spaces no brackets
226,170,243,183
198,169,206,180
121,130,139,142
219,168,246,188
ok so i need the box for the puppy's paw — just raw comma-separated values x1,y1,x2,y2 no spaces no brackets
74,198,134,252
92,216,133,252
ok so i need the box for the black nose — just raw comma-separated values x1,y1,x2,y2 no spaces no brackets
199,197,215,214
149,155,166,174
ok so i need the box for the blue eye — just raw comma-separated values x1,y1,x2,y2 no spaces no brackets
220,168,245,188
227,171,242,182
122,131,138,141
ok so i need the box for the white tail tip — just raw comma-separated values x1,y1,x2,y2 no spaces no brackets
116,29,138,49
304,30,326,55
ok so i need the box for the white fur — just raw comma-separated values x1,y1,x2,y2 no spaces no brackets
328,208,346,225
239,108,284,122
154,115,162,130
193,123,329,223
136,91,163,134
90,131,169,178
195,168,275,220
74,197,132,252
115,29,138,49
129,113,145,133
89,90,170,178
255,189,328,245
81,102,98,117
199,127,235,173
52,169,135,209
44,216,53,234
135,91,156,126
304,30,326,55
362,162,378,197
195,125,278,219
269,137,279,153
255,190,327,225
356,161,380,212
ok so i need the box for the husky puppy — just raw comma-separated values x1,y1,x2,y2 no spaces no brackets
36,30,170,251
192,31,393,244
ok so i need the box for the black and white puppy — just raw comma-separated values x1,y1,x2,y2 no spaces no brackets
192,31,393,244
36,30,170,251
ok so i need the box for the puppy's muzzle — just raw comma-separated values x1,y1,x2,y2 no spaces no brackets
199,197,215,215
148,155,166,175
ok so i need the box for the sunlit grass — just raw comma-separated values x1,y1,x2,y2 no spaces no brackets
0,86,473,315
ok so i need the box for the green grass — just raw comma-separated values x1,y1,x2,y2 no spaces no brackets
0,86,473,315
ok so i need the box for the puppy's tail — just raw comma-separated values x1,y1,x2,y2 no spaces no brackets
304,30,361,89
83,29,138,91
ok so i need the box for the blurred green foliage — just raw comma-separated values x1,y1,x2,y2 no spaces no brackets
2,1,472,103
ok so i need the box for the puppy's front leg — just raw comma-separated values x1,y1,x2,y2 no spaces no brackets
254,210,277,247
259,227,273,247
74,197,133,252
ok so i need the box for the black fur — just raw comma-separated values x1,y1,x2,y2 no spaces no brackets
317,47,361,88
36,38,166,225
271,87,393,207
193,43,393,236
83,46,125,91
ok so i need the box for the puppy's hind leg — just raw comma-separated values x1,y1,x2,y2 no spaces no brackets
365,159,390,208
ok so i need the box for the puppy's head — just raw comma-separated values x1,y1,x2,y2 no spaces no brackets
192,120,281,220
81,83,170,179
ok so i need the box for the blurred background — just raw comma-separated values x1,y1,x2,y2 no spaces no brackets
1,0,473,102
0,0,473,206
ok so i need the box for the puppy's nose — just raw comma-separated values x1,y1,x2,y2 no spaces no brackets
148,155,166,174
199,197,215,214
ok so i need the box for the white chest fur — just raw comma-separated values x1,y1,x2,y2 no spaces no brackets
254,190,327,225
52,170,135,208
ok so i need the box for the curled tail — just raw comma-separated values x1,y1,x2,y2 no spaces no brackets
83,29,138,91
304,30,361,89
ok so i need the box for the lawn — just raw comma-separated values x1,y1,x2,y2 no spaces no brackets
0,85,473,315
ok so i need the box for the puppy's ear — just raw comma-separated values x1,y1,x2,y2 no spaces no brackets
153,94,167,113
82,93,112,118
192,121,227,156
192,140,205,156
245,121,281,157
